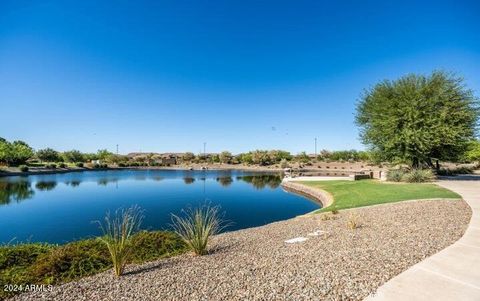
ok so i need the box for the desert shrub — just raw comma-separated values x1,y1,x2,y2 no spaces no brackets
319,213,333,221
93,163,100,169
0,243,53,298
129,231,187,263
118,163,126,167
75,162,84,167
347,211,361,230
19,165,29,172
437,166,473,176
0,243,52,270
97,206,143,276
402,169,434,183
280,159,289,169
30,239,111,284
171,205,225,256
101,164,108,168
386,169,405,182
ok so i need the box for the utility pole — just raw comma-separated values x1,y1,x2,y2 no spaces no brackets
203,142,206,159
314,138,317,156
116,144,119,155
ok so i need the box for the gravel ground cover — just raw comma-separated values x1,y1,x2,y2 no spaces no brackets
11,199,470,301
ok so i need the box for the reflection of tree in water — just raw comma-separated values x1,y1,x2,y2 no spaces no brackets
183,177,195,184
216,176,233,187
65,180,81,187
0,180,35,205
237,174,282,189
97,178,119,186
152,176,164,181
35,181,57,191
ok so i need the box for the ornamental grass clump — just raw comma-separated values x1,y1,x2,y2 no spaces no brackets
96,205,143,277
402,169,434,183
386,169,405,182
171,205,226,256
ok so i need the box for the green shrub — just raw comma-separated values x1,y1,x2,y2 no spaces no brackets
129,231,187,263
101,164,108,168
75,162,84,167
93,163,100,169
19,165,29,172
0,243,52,270
386,169,405,182
46,163,57,169
58,163,67,168
0,243,53,298
30,239,111,284
402,169,434,183
118,163,126,167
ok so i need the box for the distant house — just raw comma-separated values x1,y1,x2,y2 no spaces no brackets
160,154,177,165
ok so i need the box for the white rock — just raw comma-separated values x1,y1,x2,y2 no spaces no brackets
285,237,309,244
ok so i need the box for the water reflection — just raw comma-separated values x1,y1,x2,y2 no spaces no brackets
183,177,195,184
35,181,57,191
237,174,282,189
97,178,119,186
0,180,35,204
216,176,233,187
65,180,81,187
0,172,284,206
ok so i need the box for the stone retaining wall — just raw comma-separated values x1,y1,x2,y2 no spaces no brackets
281,181,333,208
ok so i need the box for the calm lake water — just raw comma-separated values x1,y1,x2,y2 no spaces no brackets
0,169,320,244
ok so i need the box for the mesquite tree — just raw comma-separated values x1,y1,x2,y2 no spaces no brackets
355,71,479,168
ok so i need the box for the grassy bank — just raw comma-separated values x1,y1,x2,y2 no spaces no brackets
300,180,461,212
0,231,187,299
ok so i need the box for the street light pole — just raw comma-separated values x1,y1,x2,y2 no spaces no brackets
314,138,317,156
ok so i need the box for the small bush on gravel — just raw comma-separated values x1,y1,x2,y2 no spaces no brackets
96,206,144,276
129,231,187,263
19,165,29,172
171,205,226,256
319,213,334,221
0,243,52,270
30,239,111,283
75,162,84,167
386,169,405,182
0,243,53,298
346,211,361,230
402,169,434,183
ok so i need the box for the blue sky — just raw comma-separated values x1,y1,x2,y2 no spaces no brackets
1,0,479,154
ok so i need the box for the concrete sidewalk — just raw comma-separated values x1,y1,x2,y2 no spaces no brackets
365,177,480,301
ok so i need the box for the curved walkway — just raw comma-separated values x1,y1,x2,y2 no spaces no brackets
366,176,480,301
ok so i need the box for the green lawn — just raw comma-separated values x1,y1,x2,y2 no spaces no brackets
300,180,461,212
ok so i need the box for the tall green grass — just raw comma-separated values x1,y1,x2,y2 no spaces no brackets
171,205,225,256
96,205,143,276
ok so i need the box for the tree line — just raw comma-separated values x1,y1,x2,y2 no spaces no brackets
0,137,385,167
2,71,479,169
